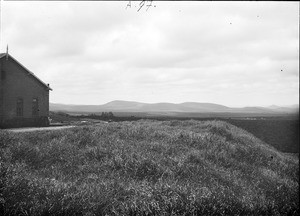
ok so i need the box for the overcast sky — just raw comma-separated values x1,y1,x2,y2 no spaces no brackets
0,1,299,107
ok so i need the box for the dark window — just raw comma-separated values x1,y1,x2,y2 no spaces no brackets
16,98,23,117
1,70,6,80
32,98,39,116
0,90,3,115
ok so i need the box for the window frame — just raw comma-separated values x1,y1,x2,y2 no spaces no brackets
16,98,23,117
32,97,39,117
1,70,6,80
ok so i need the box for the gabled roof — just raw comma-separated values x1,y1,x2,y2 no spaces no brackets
0,53,52,90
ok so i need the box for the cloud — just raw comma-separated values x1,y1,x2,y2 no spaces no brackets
1,1,298,106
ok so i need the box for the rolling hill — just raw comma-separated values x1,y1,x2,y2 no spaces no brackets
50,100,298,114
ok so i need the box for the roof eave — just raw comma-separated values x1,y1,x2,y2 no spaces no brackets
0,53,53,91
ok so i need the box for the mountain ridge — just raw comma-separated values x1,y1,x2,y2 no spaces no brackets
50,100,299,114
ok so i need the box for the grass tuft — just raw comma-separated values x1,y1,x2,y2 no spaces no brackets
0,120,298,215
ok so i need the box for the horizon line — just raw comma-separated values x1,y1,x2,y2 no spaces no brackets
49,100,299,109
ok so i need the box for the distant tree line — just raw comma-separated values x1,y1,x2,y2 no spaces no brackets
101,112,114,118
82,112,143,122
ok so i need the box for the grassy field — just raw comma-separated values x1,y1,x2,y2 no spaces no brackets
0,120,299,215
51,111,299,153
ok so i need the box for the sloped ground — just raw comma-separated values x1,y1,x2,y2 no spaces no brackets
0,120,298,215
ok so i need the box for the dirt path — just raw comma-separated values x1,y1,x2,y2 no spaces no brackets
5,125,75,133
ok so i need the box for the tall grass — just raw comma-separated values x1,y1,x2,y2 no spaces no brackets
0,120,298,215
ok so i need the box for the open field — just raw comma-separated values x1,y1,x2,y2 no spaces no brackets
226,118,299,153
0,120,298,215
50,111,299,153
